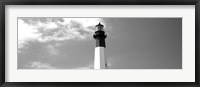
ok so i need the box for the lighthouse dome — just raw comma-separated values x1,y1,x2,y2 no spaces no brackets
95,22,104,31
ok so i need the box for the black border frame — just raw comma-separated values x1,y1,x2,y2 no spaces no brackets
0,0,200,87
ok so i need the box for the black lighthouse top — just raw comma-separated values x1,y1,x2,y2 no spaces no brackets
93,23,107,47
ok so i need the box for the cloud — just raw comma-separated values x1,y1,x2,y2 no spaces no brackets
73,62,94,69
26,61,56,69
18,18,105,49
18,19,41,49
25,61,94,69
46,44,59,57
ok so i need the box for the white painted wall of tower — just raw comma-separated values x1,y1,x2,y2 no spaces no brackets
94,47,106,69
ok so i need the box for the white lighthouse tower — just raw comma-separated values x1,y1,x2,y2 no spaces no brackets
93,23,107,69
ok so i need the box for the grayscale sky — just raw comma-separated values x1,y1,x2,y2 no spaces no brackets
18,17,182,69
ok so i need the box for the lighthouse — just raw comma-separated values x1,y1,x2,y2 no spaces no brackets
93,23,107,69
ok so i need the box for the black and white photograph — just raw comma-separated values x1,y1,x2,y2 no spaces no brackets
18,17,182,69
3,4,197,83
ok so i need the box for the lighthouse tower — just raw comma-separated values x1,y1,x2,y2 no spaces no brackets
93,23,107,69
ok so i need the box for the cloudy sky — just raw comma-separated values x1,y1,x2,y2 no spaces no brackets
18,17,182,69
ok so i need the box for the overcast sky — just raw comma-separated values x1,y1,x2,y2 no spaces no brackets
18,17,182,69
